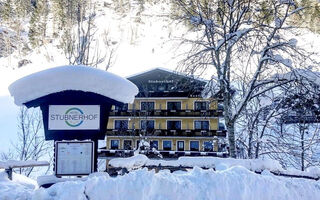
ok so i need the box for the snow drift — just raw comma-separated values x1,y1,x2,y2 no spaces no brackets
2,167,320,200
8,65,139,105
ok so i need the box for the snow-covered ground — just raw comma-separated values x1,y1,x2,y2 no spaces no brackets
1,165,320,200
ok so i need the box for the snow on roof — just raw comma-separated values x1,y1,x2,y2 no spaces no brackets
8,65,139,106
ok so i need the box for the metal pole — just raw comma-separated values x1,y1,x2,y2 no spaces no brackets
5,168,12,180
93,139,98,172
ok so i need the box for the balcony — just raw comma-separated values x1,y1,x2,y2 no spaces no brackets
105,129,227,137
109,109,223,117
98,149,229,159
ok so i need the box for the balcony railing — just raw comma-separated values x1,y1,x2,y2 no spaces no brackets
109,109,223,117
106,129,227,137
98,149,229,158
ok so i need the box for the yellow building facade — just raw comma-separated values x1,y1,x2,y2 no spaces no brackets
102,68,227,158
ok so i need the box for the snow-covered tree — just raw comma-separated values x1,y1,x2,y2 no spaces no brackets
173,0,320,157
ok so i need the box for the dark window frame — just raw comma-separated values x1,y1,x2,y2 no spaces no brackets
110,140,119,150
203,141,213,152
141,102,155,111
190,141,199,151
194,101,209,110
150,140,159,150
115,103,128,111
167,120,182,130
123,140,132,150
177,141,185,151
194,121,210,130
114,120,129,131
163,140,172,151
167,101,182,110
141,120,155,131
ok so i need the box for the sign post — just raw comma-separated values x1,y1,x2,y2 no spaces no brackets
8,65,138,178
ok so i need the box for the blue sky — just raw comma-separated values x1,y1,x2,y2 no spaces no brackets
0,96,19,153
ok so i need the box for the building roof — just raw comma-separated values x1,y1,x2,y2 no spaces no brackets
126,67,207,98
126,67,208,83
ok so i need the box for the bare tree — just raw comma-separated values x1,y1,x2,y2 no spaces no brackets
1,107,52,177
62,0,116,69
173,0,319,157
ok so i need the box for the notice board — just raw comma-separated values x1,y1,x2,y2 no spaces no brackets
55,141,94,176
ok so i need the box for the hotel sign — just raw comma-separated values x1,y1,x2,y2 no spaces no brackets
48,105,100,130
148,80,174,84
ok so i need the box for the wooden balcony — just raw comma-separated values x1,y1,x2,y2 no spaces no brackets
109,109,223,117
105,129,227,137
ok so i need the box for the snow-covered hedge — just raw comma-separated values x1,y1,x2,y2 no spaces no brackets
109,155,320,179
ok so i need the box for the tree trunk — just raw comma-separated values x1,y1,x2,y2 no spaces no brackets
300,124,305,171
248,129,253,159
226,121,236,158
255,142,260,159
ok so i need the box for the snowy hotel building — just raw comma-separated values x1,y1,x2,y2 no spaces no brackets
101,68,228,158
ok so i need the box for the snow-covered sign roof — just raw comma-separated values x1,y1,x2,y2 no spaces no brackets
9,65,139,106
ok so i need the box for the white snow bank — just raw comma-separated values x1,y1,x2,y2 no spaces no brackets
0,169,37,200
109,154,149,169
2,167,320,200
32,167,320,200
109,155,283,172
8,65,139,105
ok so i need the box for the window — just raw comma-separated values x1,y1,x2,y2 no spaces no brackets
194,121,209,130
150,140,158,150
114,120,128,131
110,140,119,149
194,101,208,110
177,141,184,151
115,103,128,111
167,121,181,130
204,141,213,152
124,140,132,150
218,123,225,131
190,141,199,151
141,102,155,110
141,120,155,131
163,140,172,151
167,102,181,110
